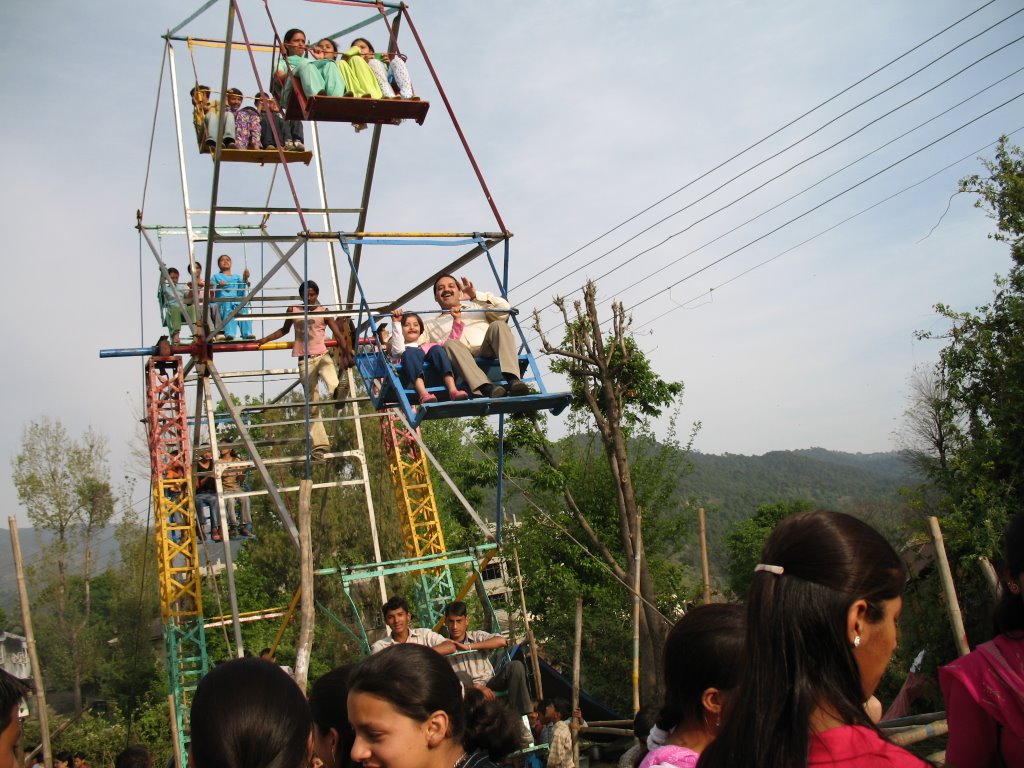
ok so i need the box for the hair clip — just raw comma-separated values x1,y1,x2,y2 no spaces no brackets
754,563,784,575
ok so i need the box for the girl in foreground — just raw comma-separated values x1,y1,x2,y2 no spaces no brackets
190,658,311,768
348,643,519,768
640,604,744,768
698,510,927,768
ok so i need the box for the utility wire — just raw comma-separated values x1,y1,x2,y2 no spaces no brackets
622,91,1024,316
631,125,1024,331
518,2,1022,304
525,84,1024,347
578,62,1024,317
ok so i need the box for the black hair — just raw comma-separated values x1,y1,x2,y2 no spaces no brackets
260,647,273,657
298,280,320,298
433,274,459,295
0,669,28,733
548,697,570,721
348,645,519,761
444,601,468,618
699,510,907,768
317,38,339,52
401,313,425,336
284,28,305,44
995,511,1024,635
381,596,409,615
309,666,357,768
190,85,210,97
656,603,744,732
190,658,311,768
351,38,375,53
226,87,243,96
55,753,73,767
167,267,180,277
114,745,151,768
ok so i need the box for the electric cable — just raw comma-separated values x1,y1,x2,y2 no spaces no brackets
630,125,1024,332
518,3,1023,304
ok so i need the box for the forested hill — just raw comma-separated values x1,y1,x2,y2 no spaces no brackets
683,448,921,562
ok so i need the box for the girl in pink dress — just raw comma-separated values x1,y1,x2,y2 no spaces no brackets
639,604,744,768
941,511,1024,767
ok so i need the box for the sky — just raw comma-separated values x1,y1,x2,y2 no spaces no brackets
2,0,1023,528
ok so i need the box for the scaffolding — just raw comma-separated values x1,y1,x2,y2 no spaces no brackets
101,0,568,753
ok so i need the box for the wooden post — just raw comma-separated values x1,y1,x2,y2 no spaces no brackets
294,479,315,688
698,507,712,604
167,694,182,768
631,509,641,715
511,530,543,699
978,556,1000,601
928,516,970,656
9,518,53,768
572,597,583,768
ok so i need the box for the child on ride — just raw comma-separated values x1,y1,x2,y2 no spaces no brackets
388,308,468,404
210,254,253,340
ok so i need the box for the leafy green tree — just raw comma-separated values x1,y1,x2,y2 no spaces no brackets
724,499,813,597
921,138,1024,564
11,418,115,713
903,137,1024,669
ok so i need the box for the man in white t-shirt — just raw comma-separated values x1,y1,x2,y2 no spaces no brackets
370,596,459,655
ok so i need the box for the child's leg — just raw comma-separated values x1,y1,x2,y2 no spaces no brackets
389,58,414,99
400,348,434,401
425,346,467,399
367,59,395,98
261,113,283,148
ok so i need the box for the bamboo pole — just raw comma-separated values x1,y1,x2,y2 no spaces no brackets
928,516,970,656
9,518,53,768
631,510,641,715
978,556,1000,600
698,507,712,604
512,527,543,699
886,719,948,746
270,587,303,657
168,694,182,768
572,598,583,768
294,479,315,688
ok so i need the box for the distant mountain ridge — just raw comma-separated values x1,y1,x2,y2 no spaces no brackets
681,447,919,567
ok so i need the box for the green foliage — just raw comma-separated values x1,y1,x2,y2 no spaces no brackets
23,698,175,768
918,138,1024,567
724,499,814,597
959,136,1024,265
893,137,1024,692
550,331,683,433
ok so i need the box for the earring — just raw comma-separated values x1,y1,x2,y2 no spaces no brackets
854,635,861,648
1010,582,1021,595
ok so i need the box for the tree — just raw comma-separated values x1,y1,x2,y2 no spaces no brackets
11,418,115,713
895,365,959,475
920,138,1024,563
532,280,690,705
724,499,813,597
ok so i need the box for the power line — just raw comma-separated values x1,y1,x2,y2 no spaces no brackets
517,2,1022,305
631,126,1024,332
622,91,1024,316
524,81,1024,348
580,62,1024,316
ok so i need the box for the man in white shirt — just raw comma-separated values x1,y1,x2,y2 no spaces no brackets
422,275,530,399
370,596,459,655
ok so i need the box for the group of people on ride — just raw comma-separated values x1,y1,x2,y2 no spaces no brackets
190,28,416,152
